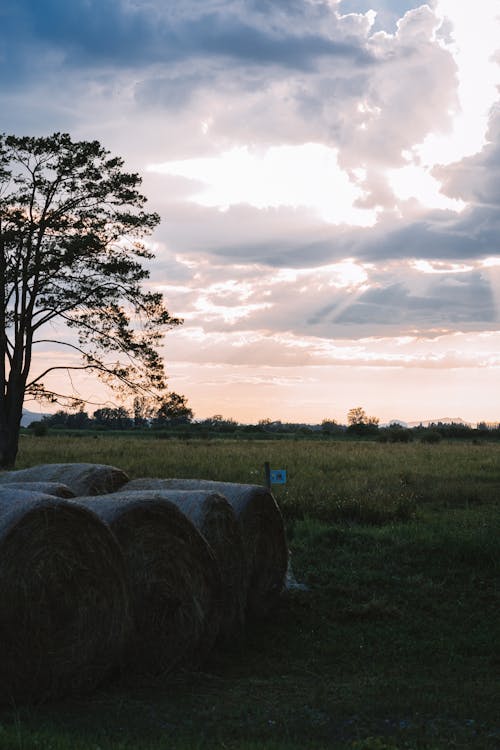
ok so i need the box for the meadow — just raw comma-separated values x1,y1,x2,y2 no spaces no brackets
1,434,499,750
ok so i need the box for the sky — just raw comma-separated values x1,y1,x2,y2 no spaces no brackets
1,0,500,424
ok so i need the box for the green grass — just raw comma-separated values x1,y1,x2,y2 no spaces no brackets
15,434,500,521
1,436,499,749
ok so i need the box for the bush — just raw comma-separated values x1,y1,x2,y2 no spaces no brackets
420,430,442,444
379,426,412,443
29,421,49,437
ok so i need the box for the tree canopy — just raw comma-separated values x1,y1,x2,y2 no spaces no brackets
154,392,193,426
0,132,181,466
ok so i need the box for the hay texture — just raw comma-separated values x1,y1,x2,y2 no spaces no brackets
73,491,222,675
0,463,129,496
0,481,74,497
128,480,288,618
125,480,247,638
0,488,131,703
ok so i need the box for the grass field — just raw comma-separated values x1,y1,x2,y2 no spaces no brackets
1,435,499,750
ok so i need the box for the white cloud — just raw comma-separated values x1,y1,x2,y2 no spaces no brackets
418,0,500,166
387,165,466,212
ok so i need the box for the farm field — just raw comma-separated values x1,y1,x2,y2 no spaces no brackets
1,436,499,750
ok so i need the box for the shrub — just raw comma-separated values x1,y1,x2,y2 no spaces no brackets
29,421,48,437
420,430,442,444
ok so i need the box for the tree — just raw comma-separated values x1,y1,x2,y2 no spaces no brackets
93,406,133,430
154,392,193,426
347,407,368,426
66,408,91,430
347,406,379,436
321,418,343,435
133,395,153,428
199,414,238,432
41,408,91,429
0,132,180,467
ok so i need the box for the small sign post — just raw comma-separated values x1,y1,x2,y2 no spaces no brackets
270,469,287,485
264,462,287,489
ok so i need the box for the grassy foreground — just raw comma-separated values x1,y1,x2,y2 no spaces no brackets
1,435,499,750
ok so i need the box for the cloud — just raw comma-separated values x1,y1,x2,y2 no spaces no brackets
333,274,495,328
152,244,500,348
1,0,459,193
338,0,426,32
435,111,500,208
164,323,500,372
0,0,374,78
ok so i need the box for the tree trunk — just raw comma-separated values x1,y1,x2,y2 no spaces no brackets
0,420,20,469
0,383,25,469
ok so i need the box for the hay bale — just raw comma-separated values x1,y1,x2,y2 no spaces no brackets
0,488,131,704
0,463,129,496
73,491,222,675
127,480,288,618
0,481,74,498
125,480,247,638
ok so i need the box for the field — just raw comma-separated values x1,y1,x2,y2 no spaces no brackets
1,435,499,750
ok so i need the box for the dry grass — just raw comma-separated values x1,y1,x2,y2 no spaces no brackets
0,462,129,496
73,492,222,675
0,480,74,497
0,488,131,703
125,480,247,639
146,479,289,619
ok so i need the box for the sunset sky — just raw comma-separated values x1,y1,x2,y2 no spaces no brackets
2,0,500,424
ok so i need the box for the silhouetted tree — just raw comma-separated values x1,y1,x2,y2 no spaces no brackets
66,409,91,429
347,406,379,436
154,392,193,426
92,406,133,430
0,132,180,466
133,396,154,428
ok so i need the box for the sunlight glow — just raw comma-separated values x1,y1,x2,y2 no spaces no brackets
277,260,370,290
148,143,377,227
193,296,273,325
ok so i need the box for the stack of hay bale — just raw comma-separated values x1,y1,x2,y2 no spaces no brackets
0,464,288,703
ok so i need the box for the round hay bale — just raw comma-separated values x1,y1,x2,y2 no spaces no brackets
73,491,222,675
125,480,247,639
0,463,129,496
0,488,131,704
0,481,74,498
128,480,288,619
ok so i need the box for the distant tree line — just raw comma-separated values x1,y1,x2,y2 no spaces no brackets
26,401,500,442
31,393,193,433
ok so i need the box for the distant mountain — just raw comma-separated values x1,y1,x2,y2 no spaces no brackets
21,409,51,427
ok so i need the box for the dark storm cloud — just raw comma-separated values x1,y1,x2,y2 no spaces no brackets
0,0,374,84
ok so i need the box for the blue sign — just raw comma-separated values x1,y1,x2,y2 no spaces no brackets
270,469,287,485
